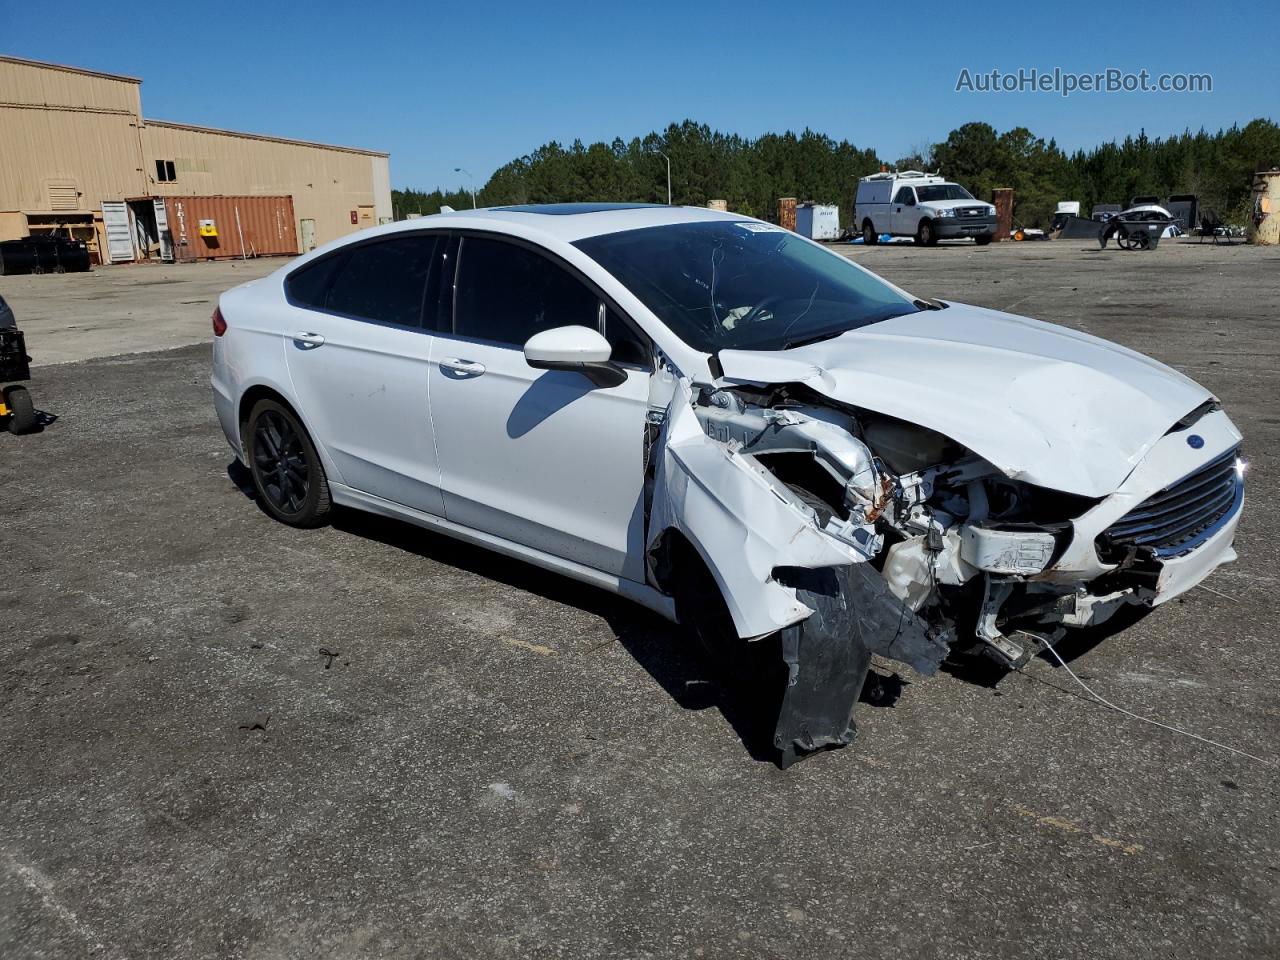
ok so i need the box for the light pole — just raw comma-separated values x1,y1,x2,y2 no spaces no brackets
454,167,477,209
655,151,671,205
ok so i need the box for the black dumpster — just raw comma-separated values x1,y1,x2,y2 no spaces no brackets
0,234,92,275
1165,195,1199,234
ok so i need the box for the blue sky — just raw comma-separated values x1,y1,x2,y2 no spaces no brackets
5,0,1274,192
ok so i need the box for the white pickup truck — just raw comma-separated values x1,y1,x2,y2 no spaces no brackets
855,171,996,246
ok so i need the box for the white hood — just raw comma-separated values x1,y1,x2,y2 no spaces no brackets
717,304,1212,498
925,199,994,214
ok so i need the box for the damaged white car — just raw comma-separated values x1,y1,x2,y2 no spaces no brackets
212,203,1245,765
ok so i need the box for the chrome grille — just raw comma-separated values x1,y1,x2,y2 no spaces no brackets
957,206,988,218
1097,447,1242,560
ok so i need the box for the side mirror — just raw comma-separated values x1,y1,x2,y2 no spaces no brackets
905,196,916,207
523,325,626,388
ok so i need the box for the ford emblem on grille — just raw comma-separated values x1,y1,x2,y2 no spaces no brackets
1187,434,1205,449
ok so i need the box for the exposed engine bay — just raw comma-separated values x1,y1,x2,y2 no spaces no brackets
686,380,1115,659
644,371,1243,765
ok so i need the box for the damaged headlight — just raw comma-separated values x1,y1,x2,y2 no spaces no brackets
960,525,1058,576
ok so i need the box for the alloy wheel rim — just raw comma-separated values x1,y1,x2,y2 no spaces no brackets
254,411,309,513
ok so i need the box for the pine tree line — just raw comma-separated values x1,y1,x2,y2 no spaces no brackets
393,118,1280,229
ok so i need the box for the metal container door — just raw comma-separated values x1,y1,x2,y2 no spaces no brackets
152,199,174,261
101,202,135,262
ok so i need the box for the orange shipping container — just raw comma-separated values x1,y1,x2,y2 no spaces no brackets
162,195,298,261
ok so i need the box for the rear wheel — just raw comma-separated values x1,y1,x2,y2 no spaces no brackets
246,399,331,527
861,220,879,245
3,385,36,434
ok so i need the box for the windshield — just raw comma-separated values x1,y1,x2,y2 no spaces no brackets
916,184,975,202
573,221,920,352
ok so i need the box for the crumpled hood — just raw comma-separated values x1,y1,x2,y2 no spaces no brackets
717,303,1213,497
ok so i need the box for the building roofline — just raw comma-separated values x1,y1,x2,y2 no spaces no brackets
144,118,389,158
0,54,142,84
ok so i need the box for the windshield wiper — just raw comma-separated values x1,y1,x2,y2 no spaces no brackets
781,329,846,350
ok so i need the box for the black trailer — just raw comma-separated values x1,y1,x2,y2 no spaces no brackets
0,294,37,433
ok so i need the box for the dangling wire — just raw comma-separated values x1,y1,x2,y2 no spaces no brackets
1018,631,1272,766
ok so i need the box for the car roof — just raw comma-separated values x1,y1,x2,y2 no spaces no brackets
376,203,754,242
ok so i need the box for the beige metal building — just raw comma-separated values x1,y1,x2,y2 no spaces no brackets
0,55,392,264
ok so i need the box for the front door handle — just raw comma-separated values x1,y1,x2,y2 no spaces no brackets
440,357,486,378
293,332,326,347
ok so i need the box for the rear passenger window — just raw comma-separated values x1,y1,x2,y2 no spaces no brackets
325,236,438,327
287,253,345,310
454,236,598,346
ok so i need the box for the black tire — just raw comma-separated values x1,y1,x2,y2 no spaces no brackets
670,541,738,666
974,234,992,246
667,537,790,760
861,220,879,245
3,385,36,434
245,398,331,528
916,220,937,246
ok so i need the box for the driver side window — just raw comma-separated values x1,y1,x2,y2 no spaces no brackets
452,235,651,367
894,187,915,205
454,236,597,346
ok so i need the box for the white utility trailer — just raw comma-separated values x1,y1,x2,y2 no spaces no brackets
795,203,840,240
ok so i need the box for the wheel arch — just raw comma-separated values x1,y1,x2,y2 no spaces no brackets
647,526,736,629
235,383,339,482
238,382,303,435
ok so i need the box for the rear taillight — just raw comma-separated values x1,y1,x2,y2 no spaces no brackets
212,306,227,337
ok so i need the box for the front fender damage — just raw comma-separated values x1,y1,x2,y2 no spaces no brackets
646,379,951,764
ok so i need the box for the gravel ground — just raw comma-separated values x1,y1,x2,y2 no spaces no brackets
1,239,1277,959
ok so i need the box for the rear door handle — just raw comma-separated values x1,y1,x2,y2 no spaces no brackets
440,357,486,378
293,332,326,347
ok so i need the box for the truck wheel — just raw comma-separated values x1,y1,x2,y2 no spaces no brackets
916,220,937,246
3,385,37,434
861,221,879,245
974,234,992,246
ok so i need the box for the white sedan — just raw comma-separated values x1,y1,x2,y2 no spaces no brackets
211,203,1244,765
